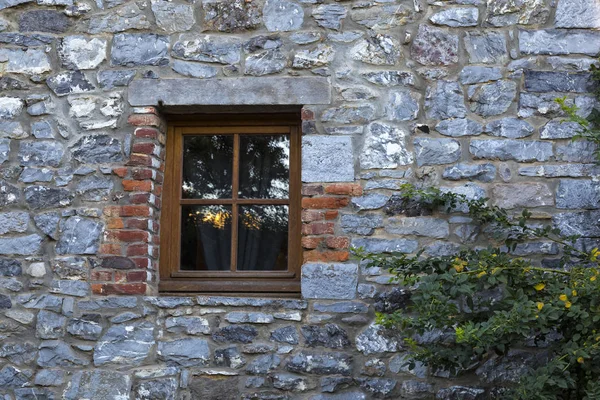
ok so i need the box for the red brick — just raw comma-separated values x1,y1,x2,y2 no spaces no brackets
128,114,162,127
126,218,149,230
114,271,127,283
113,167,128,178
99,243,122,255
301,237,323,249
325,183,363,196
325,236,350,249
302,184,324,196
127,270,147,282
129,193,152,204
91,270,112,281
106,230,149,243
131,257,151,269
92,283,146,295
135,128,159,139
127,244,150,257
301,108,315,121
123,180,152,192
302,197,349,209
302,222,335,236
127,154,153,167
106,217,124,229
302,210,324,222
303,250,349,263
132,168,154,180
120,205,151,217
325,210,339,220
132,142,157,155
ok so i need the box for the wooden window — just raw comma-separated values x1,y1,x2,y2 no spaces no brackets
159,114,301,294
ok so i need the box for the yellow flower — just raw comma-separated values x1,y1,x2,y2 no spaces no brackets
491,268,499,275
476,271,487,278
565,301,572,309
452,258,467,273
577,357,584,364
591,248,600,261
537,302,544,311
591,276,597,282
572,290,578,297
559,294,568,302
534,283,546,291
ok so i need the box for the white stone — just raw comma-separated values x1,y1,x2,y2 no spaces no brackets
27,262,46,277
59,36,107,70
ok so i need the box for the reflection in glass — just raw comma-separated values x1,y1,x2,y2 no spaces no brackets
237,205,288,271
239,135,290,199
180,205,231,271
182,135,233,199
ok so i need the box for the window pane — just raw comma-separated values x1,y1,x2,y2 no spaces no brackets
180,205,231,271
182,135,233,199
237,205,288,271
239,135,289,199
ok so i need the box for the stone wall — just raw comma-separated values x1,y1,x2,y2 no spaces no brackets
0,0,599,398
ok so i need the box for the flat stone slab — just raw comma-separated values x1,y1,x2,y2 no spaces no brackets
128,77,331,106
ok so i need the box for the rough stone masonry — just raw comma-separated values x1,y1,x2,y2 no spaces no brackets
0,0,599,398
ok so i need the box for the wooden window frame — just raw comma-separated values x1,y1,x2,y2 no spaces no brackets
159,114,302,294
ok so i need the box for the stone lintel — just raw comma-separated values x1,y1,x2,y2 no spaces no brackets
128,77,331,106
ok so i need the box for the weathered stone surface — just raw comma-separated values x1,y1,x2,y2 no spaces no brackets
401,380,435,397
519,29,600,56
301,324,350,349
59,36,106,70
470,140,553,162
556,141,597,163
286,351,352,375
301,263,358,300
247,353,281,374
430,7,478,26
215,346,246,368
436,119,482,137
389,354,426,378
93,322,154,366
524,71,593,93
63,370,131,400
0,365,32,388
465,32,507,64
55,217,103,255
272,373,314,392
469,80,517,117
386,90,419,121
203,0,260,32
18,141,64,167
76,175,113,201
425,81,466,119
158,338,210,366
0,179,20,207
111,34,169,66
555,0,600,28
270,326,299,345
554,210,600,237
351,238,418,254
0,211,28,234
47,71,95,96
493,183,553,209
443,163,496,182
0,258,22,276
519,93,595,119
97,70,136,89
302,136,354,182
556,179,600,209
226,312,274,324
19,10,70,34
340,214,383,235
436,386,485,400
166,316,210,335
133,377,178,400
540,120,580,139
312,4,346,30
386,217,450,238
293,44,334,68
0,234,42,255
88,3,150,33
245,50,286,76
360,122,412,169
152,0,196,33
0,33,53,47
213,325,258,343
350,35,400,65
485,118,534,139
362,70,415,87
71,135,122,163
37,340,89,367
411,25,458,66
414,138,461,166
459,66,502,85
36,310,66,339
190,376,241,400
476,350,545,384
351,194,390,211
172,34,241,65
263,0,304,32
24,186,73,210
356,324,398,355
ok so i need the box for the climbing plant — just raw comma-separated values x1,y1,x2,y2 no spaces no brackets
355,185,600,399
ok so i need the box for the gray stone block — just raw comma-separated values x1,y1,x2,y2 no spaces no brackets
302,135,354,182
556,179,600,209
301,263,358,299
519,29,600,56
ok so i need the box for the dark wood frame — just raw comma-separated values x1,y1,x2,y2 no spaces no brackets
159,114,302,294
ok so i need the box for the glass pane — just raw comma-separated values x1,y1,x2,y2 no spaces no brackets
180,205,231,271
182,135,233,199
237,205,288,271
239,135,290,199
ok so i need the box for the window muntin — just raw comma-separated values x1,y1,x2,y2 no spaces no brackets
160,115,301,294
